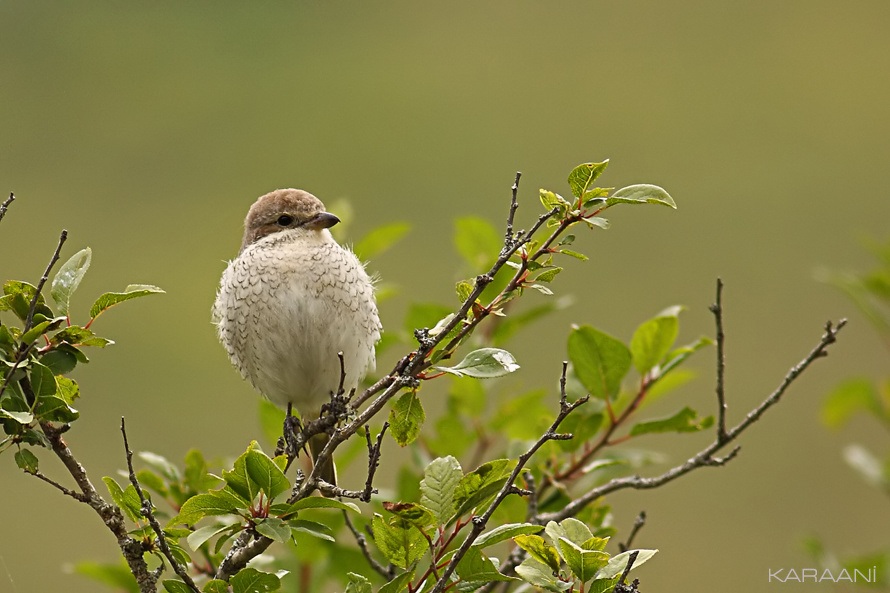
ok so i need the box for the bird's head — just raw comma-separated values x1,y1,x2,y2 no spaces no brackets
240,189,341,252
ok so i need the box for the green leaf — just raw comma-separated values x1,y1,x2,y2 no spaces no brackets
345,572,373,593
378,571,414,593
255,516,292,543
289,518,335,542
629,407,714,436
473,523,544,549
203,580,230,593
534,267,563,283
21,316,66,345
545,518,594,547
452,459,515,521
568,161,610,198
0,409,34,424
231,567,280,593
282,496,360,514
138,451,181,482
455,279,475,303
660,335,714,376
435,348,520,379
607,184,676,209
103,477,144,523
39,348,78,375
420,455,462,523
568,326,631,399
515,557,572,592
222,442,264,502
187,521,239,551
456,546,517,585
353,222,410,261
581,216,610,230
50,247,92,316
455,216,502,270
372,514,428,569
14,448,39,473
383,501,436,531
630,306,682,374
389,391,425,447
89,284,164,320
163,580,193,593
597,549,658,579
540,189,571,216
588,576,622,593
558,538,610,583
51,326,113,348
3,280,52,322
245,448,290,500
174,492,243,525
513,534,561,572
822,378,882,428
29,362,59,396
559,248,589,261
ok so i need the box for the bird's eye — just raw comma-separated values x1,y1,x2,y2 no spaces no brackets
277,215,294,226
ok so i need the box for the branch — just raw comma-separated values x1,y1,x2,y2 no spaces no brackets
344,510,394,580
710,278,728,440
0,192,14,224
0,229,68,400
429,362,588,593
121,418,200,592
537,316,846,524
37,420,157,592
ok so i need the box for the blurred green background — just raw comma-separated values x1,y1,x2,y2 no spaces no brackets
2,1,888,591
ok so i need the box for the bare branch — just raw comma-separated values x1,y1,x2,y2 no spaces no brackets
429,363,589,593
618,511,646,552
0,192,14,224
710,278,728,441
502,172,522,251
344,510,393,579
537,317,846,524
121,418,200,592
31,470,90,502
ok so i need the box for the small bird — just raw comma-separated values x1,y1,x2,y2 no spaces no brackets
212,189,381,485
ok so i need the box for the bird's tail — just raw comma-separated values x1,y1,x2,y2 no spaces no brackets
308,432,336,489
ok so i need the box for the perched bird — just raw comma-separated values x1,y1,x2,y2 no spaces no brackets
212,189,381,485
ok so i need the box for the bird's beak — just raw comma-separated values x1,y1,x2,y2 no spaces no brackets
305,212,341,230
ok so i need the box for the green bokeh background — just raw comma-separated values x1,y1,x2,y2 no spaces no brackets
2,2,888,591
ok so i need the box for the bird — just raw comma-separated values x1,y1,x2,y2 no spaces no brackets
212,189,381,486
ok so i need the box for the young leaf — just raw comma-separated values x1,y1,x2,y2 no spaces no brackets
473,523,544,549
545,518,594,546
29,361,57,397
568,161,610,199
534,267,563,283
513,534,561,572
345,572,373,593
14,448,39,473
540,189,571,217
558,538,609,583
630,306,682,374
21,317,66,345
50,247,92,316
568,326,631,399
822,378,882,428
244,449,289,500
187,522,238,551
455,279,475,303
434,347,520,378
353,222,410,261
516,557,571,592
282,496,360,515
607,184,676,209
452,459,515,520
89,284,164,320
377,571,414,593
629,407,713,436
163,580,193,593
419,455,462,523
559,248,589,261
389,391,425,446
174,492,242,526
596,549,658,579
383,502,436,532
102,477,143,523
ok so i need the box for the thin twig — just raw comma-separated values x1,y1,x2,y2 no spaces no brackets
344,510,393,579
537,318,846,524
121,418,200,593
0,192,14,224
710,278,728,441
618,511,646,552
502,172,522,251
429,363,589,593
31,470,90,502
615,550,639,590
0,230,68,400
